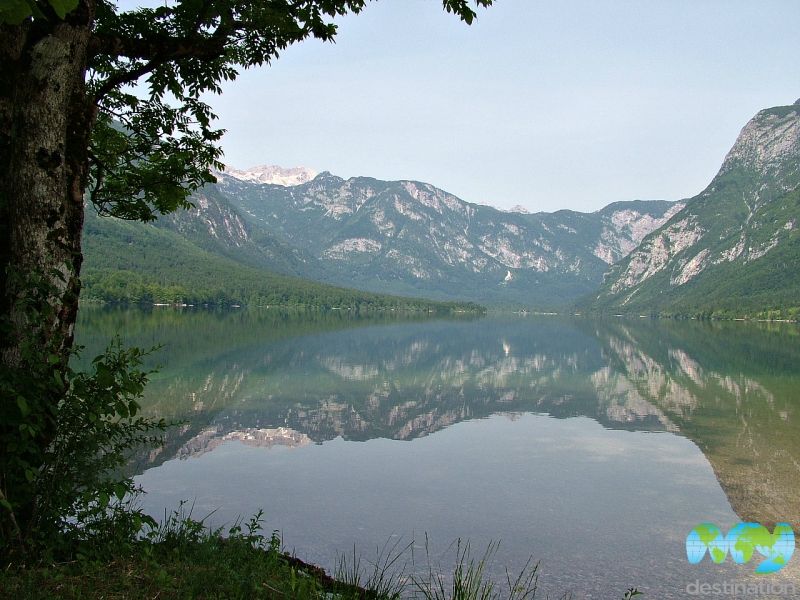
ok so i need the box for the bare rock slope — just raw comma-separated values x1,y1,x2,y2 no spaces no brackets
590,99,800,316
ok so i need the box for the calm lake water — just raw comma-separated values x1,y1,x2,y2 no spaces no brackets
75,308,800,599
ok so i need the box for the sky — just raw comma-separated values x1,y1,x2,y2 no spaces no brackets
204,0,800,213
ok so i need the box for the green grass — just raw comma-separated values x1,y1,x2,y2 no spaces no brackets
1,516,644,599
411,538,544,600
0,506,373,600
1,543,333,599
2,449,641,600
0,541,550,600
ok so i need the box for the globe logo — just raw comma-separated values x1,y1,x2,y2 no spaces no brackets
686,523,795,574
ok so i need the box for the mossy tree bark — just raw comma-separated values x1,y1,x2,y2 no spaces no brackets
0,4,97,541
1,2,95,369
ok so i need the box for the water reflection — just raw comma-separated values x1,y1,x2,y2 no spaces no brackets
76,309,800,597
590,319,800,526
75,308,800,528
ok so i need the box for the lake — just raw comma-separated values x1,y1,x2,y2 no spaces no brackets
75,307,800,599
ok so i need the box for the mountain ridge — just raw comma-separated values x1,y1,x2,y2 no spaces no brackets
210,169,679,307
85,97,800,314
80,205,482,313
221,164,318,186
589,99,800,317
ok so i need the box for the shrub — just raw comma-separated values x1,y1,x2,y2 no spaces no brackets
1,271,168,561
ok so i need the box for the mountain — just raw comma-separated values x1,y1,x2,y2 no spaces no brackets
156,185,323,278
589,99,800,317
213,170,679,307
82,165,678,309
80,206,482,313
221,164,317,186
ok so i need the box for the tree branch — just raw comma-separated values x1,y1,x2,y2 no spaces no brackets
92,56,168,100
87,149,106,207
89,6,238,101
89,32,228,62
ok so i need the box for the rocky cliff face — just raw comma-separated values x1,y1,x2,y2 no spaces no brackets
156,185,321,277
212,171,677,307
591,100,800,315
164,188,250,249
718,99,800,177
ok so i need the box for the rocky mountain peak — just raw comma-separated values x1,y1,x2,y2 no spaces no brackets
718,102,800,175
310,171,346,186
590,99,800,316
223,164,317,186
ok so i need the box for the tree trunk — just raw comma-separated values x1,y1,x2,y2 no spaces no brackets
0,7,95,542
1,7,95,368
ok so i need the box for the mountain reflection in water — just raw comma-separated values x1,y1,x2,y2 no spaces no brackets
76,308,800,528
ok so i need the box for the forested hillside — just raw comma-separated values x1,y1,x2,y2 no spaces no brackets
81,208,482,313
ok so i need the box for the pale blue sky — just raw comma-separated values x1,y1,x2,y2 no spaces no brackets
205,0,800,212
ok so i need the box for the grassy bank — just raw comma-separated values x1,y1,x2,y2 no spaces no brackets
0,507,389,600
1,539,367,599
1,541,335,599
1,523,644,600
